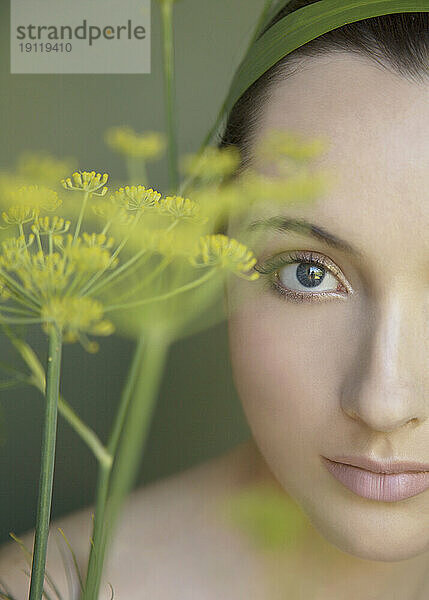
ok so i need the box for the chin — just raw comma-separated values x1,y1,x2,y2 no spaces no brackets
298,490,429,562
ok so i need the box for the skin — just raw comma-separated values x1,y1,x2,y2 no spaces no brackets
226,52,429,599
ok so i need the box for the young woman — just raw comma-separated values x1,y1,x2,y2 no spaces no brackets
1,2,429,598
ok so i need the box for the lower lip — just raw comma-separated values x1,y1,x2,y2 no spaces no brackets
322,457,429,502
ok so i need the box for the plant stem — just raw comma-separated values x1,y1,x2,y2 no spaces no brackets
0,267,41,310
73,191,90,243
160,0,178,192
6,334,111,469
82,332,147,599
87,328,169,598
29,326,62,600
57,396,113,470
111,255,173,304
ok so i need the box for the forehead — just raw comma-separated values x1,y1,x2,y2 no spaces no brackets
246,53,429,256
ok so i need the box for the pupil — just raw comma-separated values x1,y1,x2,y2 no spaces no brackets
296,263,325,288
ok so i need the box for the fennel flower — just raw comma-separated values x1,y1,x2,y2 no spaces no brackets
189,234,260,281
105,127,166,160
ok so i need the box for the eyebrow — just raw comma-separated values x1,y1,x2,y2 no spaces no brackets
245,217,360,255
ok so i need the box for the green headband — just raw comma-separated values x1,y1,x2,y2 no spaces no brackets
202,0,429,149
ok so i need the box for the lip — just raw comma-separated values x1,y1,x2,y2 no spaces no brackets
321,456,429,502
323,455,429,474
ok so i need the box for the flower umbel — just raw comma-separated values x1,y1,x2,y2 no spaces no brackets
254,129,328,164
181,146,241,181
61,171,109,196
41,296,114,352
0,177,120,351
189,234,260,281
113,185,161,214
105,127,166,160
2,205,36,227
31,216,71,236
156,195,206,223
1,184,61,218
16,152,77,187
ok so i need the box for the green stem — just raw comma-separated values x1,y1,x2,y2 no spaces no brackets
0,316,44,325
79,214,143,297
84,250,150,299
0,306,38,316
8,333,112,473
84,328,169,599
160,0,178,192
108,328,169,532
82,332,146,599
57,396,112,470
0,267,41,309
81,220,178,299
104,267,217,312
73,191,90,243
29,326,62,600
80,248,147,297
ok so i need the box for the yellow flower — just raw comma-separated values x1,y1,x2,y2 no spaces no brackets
189,182,250,223
156,195,206,222
68,246,114,274
57,233,116,274
0,235,34,270
81,232,115,250
41,296,114,352
61,171,109,196
254,130,328,164
2,205,36,227
189,234,260,281
24,252,75,297
113,185,161,213
31,216,71,236
238,169,332,206
141,227,196,257
220,483,308,551
91,197,134,226
16,152,77,186
181,146,241,180
105,127,166,160
1,185,61,218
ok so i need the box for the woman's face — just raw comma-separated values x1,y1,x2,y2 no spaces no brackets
226,53,429,561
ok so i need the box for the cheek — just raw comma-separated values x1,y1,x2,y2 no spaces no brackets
227,298,360,479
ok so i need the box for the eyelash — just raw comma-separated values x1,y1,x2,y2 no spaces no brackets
254,250,353,304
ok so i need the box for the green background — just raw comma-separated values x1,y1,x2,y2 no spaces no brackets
0,0,264,544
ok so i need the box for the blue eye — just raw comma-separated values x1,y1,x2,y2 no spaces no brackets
295,263,326,287
278,261,339,293
254,250,353,303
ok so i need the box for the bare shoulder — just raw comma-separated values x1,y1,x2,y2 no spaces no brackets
0,441,271,599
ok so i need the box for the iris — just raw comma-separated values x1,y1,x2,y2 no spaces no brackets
296,263,325,288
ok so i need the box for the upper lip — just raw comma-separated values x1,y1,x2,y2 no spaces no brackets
322,455,429,474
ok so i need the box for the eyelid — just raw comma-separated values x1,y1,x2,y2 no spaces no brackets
254,249,354,295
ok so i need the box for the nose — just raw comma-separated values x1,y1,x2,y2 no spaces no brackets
340,290,429,433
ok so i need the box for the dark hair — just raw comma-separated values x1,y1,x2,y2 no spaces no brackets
218,0,429,169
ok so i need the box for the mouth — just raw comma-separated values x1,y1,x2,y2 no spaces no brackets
321,456,429,502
